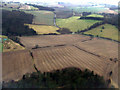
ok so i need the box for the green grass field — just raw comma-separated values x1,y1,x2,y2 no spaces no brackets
86,14,104,18
56,16,101,32
25,11,54,26
26,24,59,34
68,7,108,13
84,24,119,41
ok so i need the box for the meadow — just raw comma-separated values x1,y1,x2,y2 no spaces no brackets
83,24,119,41
25,24,59,34
25,11,54,25
56,16,101,32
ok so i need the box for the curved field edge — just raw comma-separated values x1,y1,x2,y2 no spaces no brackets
83,24,119,41
25,24,59,34
56,16,101,32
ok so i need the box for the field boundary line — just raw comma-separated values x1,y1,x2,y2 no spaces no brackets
29,50,39,72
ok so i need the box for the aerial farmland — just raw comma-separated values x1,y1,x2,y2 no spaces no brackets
1,0,120,89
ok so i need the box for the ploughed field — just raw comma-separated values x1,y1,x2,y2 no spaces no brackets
20,34,118,59
3,34,119,87
20,34,90,48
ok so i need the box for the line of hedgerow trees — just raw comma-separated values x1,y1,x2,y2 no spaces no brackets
2,67,108,88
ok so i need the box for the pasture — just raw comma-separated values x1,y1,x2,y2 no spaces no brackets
25,11,54,25
56,16,101,32
25,24,59,34
83,24,119,41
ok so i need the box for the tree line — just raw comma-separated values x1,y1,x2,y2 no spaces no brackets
2,10,37,44
2,10,37,36
2,67,107,88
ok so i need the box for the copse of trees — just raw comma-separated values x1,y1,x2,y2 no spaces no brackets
2,10,37,36
57,28,72,34
27,4,55,11
82,12,92,16
2,67,107,88
103,14,119,29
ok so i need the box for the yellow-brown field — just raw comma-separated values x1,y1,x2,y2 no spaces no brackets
25,24,59,34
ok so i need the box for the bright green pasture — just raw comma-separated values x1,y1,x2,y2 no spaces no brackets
84,24,119,41
56,16,101,32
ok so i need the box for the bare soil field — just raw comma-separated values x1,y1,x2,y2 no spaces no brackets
2,50,36,82
32,46,114,77
20,34,91,48
74,37,119,59
20,34,118,59
3,34,119,87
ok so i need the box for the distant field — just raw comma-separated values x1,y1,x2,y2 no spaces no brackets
86,14,104,18
25,11,54,25
2,8,54,25
0,35,24,52
54,7,73,18
30,6,38,10
68,7,108,13
56,16,101,32
84,24,119,41
25,24,59,34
